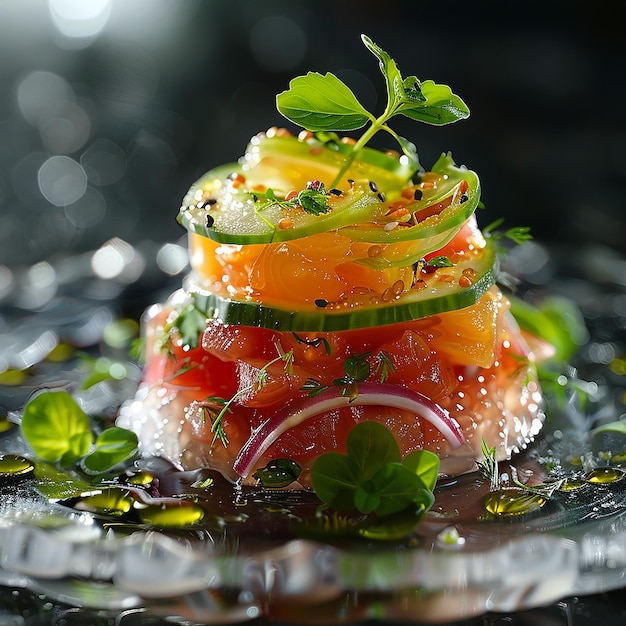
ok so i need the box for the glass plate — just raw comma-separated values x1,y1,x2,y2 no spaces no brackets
1,240,625,625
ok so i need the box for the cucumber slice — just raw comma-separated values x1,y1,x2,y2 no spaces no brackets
177,145,479,255
178,166,383,245
243,132,418,192
340,153,480,245
187,241,497,332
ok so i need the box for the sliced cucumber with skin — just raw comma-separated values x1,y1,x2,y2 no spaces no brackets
242,132,418,192
178,166,384,245
340,153,480,245
186,241,497,332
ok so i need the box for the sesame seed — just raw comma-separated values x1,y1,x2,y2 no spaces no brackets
369,181,379,192
315,298,328,308
413,189,423,201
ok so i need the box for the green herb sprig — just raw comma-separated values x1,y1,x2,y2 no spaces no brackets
205,349,295,447
277,34,469,187
253,181,333,217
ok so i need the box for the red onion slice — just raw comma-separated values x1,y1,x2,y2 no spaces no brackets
233,382,465,478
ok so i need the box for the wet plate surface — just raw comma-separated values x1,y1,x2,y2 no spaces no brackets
0,240,625,625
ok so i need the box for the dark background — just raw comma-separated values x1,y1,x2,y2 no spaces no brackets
0,0,624,282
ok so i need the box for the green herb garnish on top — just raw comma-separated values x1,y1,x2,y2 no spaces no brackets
277,34,469,187
310,421,439,526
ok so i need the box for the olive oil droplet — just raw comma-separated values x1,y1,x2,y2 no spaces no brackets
558,477,587,492
73,487,135,517
584,467,625,484
138,501,205,528
0,454,35,479
484,488,547,517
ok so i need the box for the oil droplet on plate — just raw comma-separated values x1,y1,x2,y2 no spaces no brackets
0,454,35,479
558,477,588,492
72,487,135,517
483,488,547,517
584,467,625,484
138,501,205,528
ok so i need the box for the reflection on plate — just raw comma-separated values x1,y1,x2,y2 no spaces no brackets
1,240,625,624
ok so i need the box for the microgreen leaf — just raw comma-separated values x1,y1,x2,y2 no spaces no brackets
310,452,362,510
276,72,372,132
426,255,453,269
402,449,440,492
310,421,439,526
277,34,469,188
359,463,431,517
21,390,93,467
82,427,139,474
346,421,401,479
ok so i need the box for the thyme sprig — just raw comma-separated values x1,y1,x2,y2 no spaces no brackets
205,349,295,447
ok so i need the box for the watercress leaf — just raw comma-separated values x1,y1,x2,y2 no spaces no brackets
402,449,440,492
310,452,361,510
277,72,371,132
346,421,401,479
82,427,139,474
367,463,428,517
354,480,381,514
398,80,470,125
21,390,93,464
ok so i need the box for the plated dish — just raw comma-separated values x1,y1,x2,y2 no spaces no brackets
1,34,625,625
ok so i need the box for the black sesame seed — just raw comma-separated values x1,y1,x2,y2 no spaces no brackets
377,192,385,202
460,194,469,204
314,298,328,308
206,214,215,228
413,189,423,201
206,198,217,205
369,181,379,192
329,188,342,196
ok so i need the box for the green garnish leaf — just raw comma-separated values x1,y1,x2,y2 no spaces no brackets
311,421,439,526
310,452,362,509
276,72,371,132
346,420,401,479
361,35,469,126
21,390,93,467
356,463,430,517
82,427,139,474
277,34,469,187
426,255,453,269
402,449,440,492
169,303,207,350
